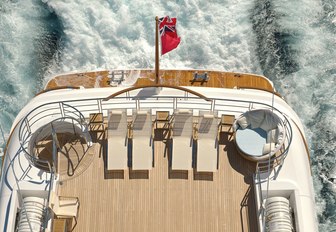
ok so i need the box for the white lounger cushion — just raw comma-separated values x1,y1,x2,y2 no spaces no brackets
136,110,148,115
196,111,219,172
107,110,128,170
197,138,217,172
259,110,280,131
246,110,265,129
176,109,192,114
110,110,123,115
262,143,276,155
267,128,278,143
132,110,153,170
237,116,249,129
172,110,193,170
132,138,152,170
108,137,127,169
202,114,214,119
172,138,192,170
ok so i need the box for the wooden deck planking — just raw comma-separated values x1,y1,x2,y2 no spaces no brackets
41,68,268,231
58,130,257,232
45,69,275,95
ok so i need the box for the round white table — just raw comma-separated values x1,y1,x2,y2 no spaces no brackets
235,126,267,158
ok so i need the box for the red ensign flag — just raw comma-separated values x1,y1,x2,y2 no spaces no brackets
159,16,181,55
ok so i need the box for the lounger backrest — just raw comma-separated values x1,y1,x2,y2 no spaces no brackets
108,110,127,137
173,109,193,137
198,111,219,139
132,110,152,137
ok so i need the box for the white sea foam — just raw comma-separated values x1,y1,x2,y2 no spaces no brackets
43,0,335,229
0,0,335,229
267,1,336,229
0,0,51,134
43,0,261,80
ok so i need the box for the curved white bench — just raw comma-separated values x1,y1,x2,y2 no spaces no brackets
234,109,285,161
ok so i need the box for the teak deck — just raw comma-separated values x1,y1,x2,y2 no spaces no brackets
49,70,262,231
44,69,276,95
58,126,258,232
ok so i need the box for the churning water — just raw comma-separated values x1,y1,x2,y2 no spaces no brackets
0,0,335,230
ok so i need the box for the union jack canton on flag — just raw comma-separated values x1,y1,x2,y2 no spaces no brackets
159,16,181,55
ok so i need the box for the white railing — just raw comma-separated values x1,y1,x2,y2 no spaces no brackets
253,112,293,230
18,102,88,172
4,142,54,232
18,89,292,172
12,86,294,232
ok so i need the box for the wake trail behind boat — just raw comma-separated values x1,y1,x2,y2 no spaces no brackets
251,0,336,230
0,0,63,136
0,0,335,230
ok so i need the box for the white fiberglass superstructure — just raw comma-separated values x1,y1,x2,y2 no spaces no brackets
0,70,317,231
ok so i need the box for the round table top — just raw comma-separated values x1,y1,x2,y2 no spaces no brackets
235,126,267,157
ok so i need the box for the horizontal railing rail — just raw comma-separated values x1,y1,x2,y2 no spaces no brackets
16,89,293,173
18,102,88,172
8,86,295,232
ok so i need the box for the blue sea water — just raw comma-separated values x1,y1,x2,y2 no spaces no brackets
0,0,335,230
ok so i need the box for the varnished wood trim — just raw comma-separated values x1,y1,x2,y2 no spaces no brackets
103,84,212,102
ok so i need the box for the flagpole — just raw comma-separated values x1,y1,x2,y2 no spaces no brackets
155,16,159,85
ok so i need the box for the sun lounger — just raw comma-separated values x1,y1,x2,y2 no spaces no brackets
131,110,153,170
196,111,219,172
171,109,193,170
107,110,128,170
